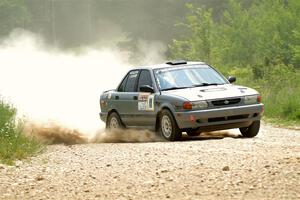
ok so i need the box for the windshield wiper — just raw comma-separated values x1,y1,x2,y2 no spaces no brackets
193,83,224,87
161,86,190,91
161,83,224,91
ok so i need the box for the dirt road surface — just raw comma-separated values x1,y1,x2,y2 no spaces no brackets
1,123,300,200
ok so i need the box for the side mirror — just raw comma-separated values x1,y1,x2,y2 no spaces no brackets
228,76,236,83
140,85,154,93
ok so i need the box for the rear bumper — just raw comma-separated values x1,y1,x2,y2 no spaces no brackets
174,103,264,130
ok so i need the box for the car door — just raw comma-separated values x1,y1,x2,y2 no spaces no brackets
135,69,156,126
113,70,140,126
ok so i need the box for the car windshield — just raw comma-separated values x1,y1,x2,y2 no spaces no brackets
154,65,228,91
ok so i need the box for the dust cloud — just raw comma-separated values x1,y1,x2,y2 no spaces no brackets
0,29,163,144
24,122,237,145
0,29,236,144
25,123,160,144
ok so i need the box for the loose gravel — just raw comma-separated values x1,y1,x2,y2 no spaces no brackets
0,123,299,200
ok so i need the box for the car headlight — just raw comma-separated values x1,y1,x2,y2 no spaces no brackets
183,101,208,110
192,101,208,109
244,95,261,104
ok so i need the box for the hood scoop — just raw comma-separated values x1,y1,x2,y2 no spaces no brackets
237,87,248,94
200,87,227,92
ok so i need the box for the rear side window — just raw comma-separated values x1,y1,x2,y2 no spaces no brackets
118,75,128,92
138,70,153,91
125,70,139,92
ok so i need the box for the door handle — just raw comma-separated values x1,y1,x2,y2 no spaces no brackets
115,96,119,100
133,96,138,100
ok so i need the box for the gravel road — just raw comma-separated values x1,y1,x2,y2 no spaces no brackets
0,123,300,200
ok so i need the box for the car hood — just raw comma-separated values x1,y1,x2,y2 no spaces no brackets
161,84,258,101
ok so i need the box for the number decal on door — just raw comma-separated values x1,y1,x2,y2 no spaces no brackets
138,93,155,111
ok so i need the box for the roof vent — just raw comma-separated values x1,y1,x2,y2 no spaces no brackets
166,60,187,65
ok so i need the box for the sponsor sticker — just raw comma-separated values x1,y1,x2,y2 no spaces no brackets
138,101,147,111
138,93,155,111
129,70,139,78
138,93,150,101
148,95,154,110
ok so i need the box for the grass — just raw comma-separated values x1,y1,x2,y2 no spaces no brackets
0,100,43,165
221,64,300,127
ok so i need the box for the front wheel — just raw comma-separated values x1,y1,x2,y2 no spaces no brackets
106,112,124,130
239,120,260,138
158,109,182,141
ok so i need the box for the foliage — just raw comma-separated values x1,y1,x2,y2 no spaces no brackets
169,0,300,124
169,4,213,62
0,0,231,49
0,100,42,165
0,0,30,37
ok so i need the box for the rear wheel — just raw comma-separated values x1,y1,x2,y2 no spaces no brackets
159,109,182,141
106,112,124,130
239,120,260,138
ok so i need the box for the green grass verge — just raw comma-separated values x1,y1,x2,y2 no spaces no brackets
0,100,43,165
219,64,300,126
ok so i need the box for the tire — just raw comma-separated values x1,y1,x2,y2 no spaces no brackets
186,131,201,137
158,109,182,141
239,120,260,138
106,112,124,130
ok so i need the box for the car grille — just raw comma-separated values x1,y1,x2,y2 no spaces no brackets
211,98,241,106
208,114,249,123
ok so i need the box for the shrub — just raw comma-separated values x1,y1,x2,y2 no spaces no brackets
0,99,42,165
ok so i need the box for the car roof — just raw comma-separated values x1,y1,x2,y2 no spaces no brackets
133,61,206,71
132,61,206,70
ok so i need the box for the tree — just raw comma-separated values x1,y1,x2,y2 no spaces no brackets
289,0,300,68
0,0,30,37
169,4,214,63
169,0,300,68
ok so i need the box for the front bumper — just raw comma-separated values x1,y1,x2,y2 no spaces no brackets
100,112,108,122
174,103,264,130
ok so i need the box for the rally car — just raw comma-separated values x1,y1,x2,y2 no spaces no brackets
99,61,264,141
